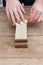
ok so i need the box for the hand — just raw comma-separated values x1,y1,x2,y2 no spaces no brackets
27,1,43,24
6,0,26,25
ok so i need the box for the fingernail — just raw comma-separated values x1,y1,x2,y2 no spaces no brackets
24,19,27,23
21,21,24,24
16,23,19,25
23,19,27,23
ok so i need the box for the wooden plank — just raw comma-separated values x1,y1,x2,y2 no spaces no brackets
0,58,43,65
0,7,43,36
0,36,43,58
0,21,43,37
0,6,43,58
0,22,15,36
27,22,43,35
0,36,43,47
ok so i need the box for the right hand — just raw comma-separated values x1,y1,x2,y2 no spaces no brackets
27,1,43,24
6,0,26,25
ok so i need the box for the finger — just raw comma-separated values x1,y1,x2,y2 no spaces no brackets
6,10,11,22
13,10,21,24
34,12,41,22
27,11,33,21
37,14,42,22
18,8,25,22
29,9,39,23
30,9,38,21
27,7,34,20
20,3,26,14
9,10,16,25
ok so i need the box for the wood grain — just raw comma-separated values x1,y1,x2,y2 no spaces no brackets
0,58,43,65
0,6,43,64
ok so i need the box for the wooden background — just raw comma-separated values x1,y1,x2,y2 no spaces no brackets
0,6,43,65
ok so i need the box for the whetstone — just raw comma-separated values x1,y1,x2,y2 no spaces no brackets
15,23,27,42
15,23,28,48
15,42,28,48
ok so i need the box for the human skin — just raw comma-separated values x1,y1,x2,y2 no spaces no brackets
27,0,43,23
6,0,43,25
6,0,26,25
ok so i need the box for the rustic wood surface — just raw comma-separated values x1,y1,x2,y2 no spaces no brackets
0,6,43,65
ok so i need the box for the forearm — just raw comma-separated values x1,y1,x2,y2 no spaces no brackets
6,0,19,2
35,0,43,2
